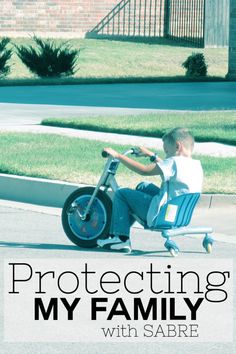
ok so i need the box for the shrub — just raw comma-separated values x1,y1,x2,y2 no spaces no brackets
15,36,80,78
0,37,12,78
182,52,208,78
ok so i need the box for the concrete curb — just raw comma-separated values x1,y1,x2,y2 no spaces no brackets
0,173,79,208
0,173,235,209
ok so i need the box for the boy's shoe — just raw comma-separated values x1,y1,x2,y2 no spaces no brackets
97,236,132,253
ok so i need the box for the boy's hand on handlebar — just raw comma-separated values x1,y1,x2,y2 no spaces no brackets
137,146,154,157
103,147,120,159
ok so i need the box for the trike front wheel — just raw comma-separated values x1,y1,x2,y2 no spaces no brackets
61,187,112,248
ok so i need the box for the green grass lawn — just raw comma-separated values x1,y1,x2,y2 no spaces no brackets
0,133,235,194
42,111,236,146
0,37,228,83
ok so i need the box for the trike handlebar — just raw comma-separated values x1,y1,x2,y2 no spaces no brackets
101,147,141,159
102,148,159,162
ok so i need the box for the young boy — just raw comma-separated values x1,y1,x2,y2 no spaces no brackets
97,127,203,252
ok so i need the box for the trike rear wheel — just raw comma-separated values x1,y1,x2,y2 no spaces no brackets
61,187,112,248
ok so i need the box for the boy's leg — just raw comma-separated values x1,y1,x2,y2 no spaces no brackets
136,181,160,196
97,187,153,250
125,182,160,227
110,188,153,236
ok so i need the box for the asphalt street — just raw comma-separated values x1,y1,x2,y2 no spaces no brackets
0,201,236,257
0,82,236,110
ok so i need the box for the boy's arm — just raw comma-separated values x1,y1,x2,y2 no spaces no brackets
103,147,162,176
138,146,163,163
138,146,155,157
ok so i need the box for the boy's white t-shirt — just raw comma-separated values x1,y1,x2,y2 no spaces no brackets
146,156,203,227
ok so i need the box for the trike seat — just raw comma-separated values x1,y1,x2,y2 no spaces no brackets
152,192,201,229
140,192,213,256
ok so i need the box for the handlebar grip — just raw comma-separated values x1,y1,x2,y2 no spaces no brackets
101,150,109,158
150,154,157,162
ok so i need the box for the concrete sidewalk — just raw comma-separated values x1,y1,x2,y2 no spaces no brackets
1,124,236,157
0,102,160,125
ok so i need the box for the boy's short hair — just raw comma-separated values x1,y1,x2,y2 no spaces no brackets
162,127,194,152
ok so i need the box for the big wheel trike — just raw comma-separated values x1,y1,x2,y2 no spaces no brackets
61,148,213,256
